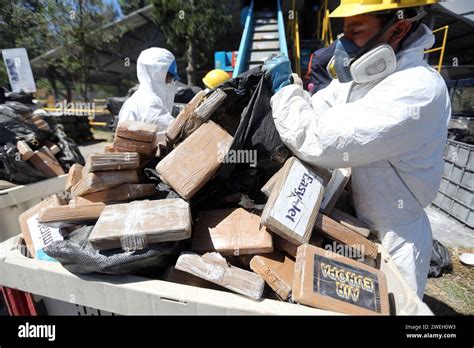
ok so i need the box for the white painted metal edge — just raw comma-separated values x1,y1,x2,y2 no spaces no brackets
0,235,336,316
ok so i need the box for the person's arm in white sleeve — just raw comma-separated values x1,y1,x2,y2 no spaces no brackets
271,76,442,169
118,98,138,123
310,79,341,116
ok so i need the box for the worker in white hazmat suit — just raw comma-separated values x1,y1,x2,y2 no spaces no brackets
119,47,180,134
264,0,450,299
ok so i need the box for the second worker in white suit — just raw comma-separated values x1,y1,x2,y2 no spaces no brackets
119,47,180,135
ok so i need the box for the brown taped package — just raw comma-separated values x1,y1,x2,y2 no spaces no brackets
16,141,34,161
80,183,157,203
192,208,273,256
156,121,233,200
38,203,106,228
85,152,140,172
329,208,371,238
250,252,295,300
164,266,221,290
314,214,378,259
273,232,323,257
29,147,65,177
113,136,157,156
166,90,206,145
261,157,325,245
65,164,83,192
68,197,94,206
293,244,389,315
116,120,158,143
71,170,139,197
19,195,65,257
320,168,351,214
168,89,228,144
104,144,116,153
175,252,265,300
89,199,192,251
49,145,60,155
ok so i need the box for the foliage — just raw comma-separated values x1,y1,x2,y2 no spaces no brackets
152,0,231,85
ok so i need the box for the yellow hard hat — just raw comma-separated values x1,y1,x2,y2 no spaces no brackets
202,69,230,89
329,0,438,18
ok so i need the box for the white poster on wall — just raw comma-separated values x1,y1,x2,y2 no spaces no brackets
1,48,37,93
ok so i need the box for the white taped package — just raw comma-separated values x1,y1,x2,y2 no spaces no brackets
261,157,325,245
320,168,351,213
175,252,265,300
89,199,191,251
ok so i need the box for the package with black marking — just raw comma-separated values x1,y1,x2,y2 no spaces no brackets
261,157,325,245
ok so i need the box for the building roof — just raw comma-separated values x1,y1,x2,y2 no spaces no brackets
31,5,169,85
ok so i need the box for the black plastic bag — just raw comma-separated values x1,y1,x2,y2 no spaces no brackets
4,91,34,104
428,239,453,278
54,126,85,169
211,67,289,177
0,143,47,184
107,96,127,115
0,106,49,145
44,225,182,275
174,86,199,104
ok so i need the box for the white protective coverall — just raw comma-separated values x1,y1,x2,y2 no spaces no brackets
118,47,176,134
270,24,451,299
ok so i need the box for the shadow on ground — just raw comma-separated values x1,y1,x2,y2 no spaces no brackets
77,138,106,146
423,294,461,315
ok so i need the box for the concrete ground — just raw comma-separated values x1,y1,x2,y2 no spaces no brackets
426,206,474,248
78,128,113,160
78,139,111,160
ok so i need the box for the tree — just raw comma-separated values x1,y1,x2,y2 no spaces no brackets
120,0,151,15
0,0,122,101
0,1,50,87
152,0,231,85
40,0,121,101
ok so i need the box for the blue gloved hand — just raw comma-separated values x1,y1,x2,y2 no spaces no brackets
262,55,292,93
